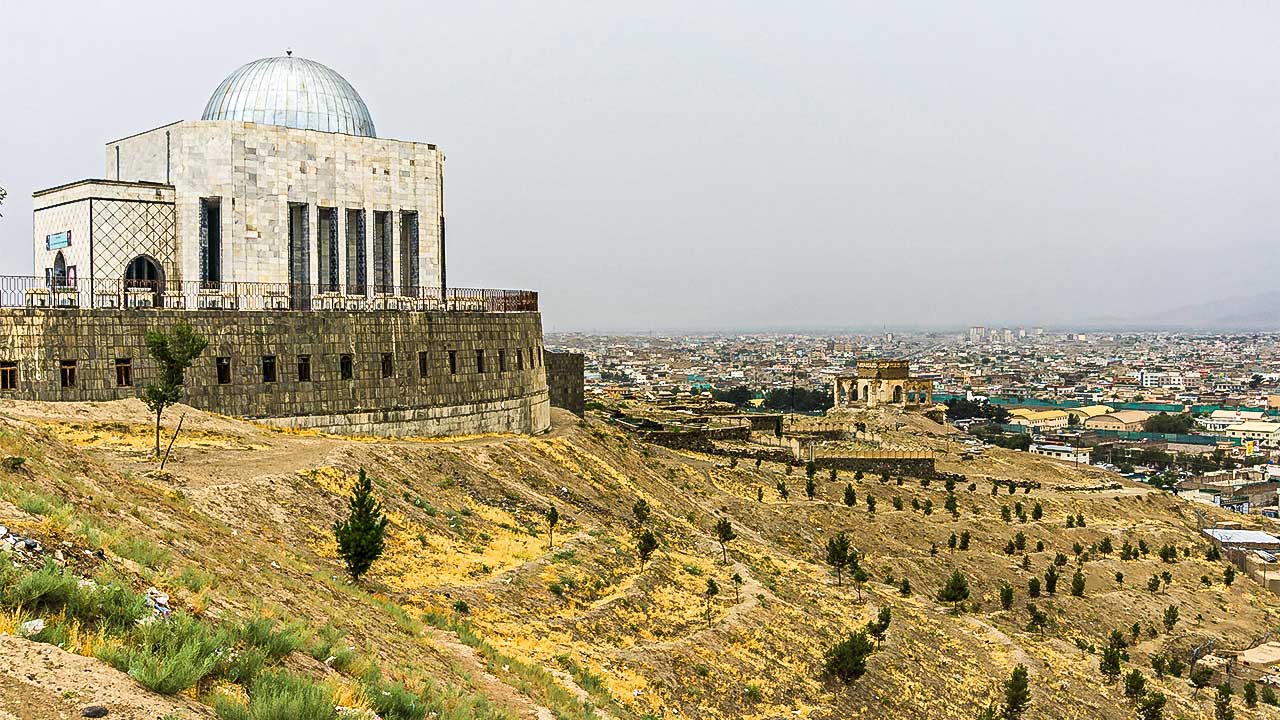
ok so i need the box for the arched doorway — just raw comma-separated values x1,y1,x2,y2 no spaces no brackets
892,385,903,403
51,251,67,287
124,256,164,305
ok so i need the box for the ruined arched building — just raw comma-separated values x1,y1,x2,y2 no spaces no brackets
832,360,933,409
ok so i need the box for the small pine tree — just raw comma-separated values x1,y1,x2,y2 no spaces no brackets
545,505,560,550
333,468,389,582
806,460,817,480
1151,655,1167,678
756,486,764,503
823,630,876,683
1148,575,1161,593
1027,577,1041,598
1066,515,1075,528
1044,566,1059,595
1136,691,1167,720
632,498,651,526
805,474,817,501
1001,505,1012,522
826,532,851,585
844,483,856,507
1189,665,1214,697
1163,604,1178,632
1031,502,1043,521
704,578,719,625
1100,645,1122,681
959,530,971,550
1000,583,1014,610
945,493,958,517
1070,569,1085,597
938,570,970,609
776,480,790,501
1214,682,1234,720
829,467,838,482
1244,681,1257,709
1224,565,1236,586
1124,669,1147,699
1004,664,1031,719
899,577,912,596
866,495,876,513
714,517,736,564
731,571,743,601
867,606,891,641
893,495,904,510
637,529,658,569
1262,684,1277,706
948,532,957,550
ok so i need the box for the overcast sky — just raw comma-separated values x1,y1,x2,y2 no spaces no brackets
2,1,1278,331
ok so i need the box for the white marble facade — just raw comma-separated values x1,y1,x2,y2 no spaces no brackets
96,119,445,292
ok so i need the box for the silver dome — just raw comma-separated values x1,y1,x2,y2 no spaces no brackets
201,56,376,137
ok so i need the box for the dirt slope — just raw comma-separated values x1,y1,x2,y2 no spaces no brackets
0,399,1276,719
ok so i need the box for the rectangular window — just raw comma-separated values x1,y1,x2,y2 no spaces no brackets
297,354,311,382
340,354,353,380
0,362,16,391
59,360,76,388
318,207,339,292
448,350,457,375
399,210,419,293
200,198,222,287
373,210,393,293
517,349,524,371
418,351,429,378
476,349,486,374
115,358,132,387
346,208,367,295
498,349,506,373
262,355,277,383
216,357,231,385
288,202,310,310
381,352,394,378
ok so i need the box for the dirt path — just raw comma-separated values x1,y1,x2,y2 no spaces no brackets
424,627,555,720
962,615,1041,673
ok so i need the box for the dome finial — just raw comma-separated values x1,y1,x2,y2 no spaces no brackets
286,48,293,57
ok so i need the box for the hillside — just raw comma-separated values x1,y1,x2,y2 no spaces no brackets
0,398,1276,719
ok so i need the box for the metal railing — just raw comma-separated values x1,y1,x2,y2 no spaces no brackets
0,276,538,313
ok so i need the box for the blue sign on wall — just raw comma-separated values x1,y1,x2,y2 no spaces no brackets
46,231,71,250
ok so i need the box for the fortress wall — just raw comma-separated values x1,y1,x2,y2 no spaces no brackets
0,308,550,437
544,350,584,416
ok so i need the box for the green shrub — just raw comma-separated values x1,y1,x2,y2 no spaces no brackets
110,535,173,570
100,612,230,695
245,671,337,720
3,561,79,610
364,666,426,720
241,616,304,660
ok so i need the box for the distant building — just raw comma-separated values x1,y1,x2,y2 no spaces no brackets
1063,405,1114,424
1030,443,1091,463
1084,410,1151,432
1007,409,1069,431
1203,409,1266,433
832,359,933,408
1224,421,1280,447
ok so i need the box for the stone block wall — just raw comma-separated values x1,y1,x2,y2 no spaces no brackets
0,308,549,437
544,350,585,416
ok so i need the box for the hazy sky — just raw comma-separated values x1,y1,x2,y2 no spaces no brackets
2,1,1279,331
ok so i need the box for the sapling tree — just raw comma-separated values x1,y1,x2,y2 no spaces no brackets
637,529,658,569
823,629,876,683
714,517,736,564
1163,604,1179,632
826,532,851,585
704,578,719,625
632,498,651,526
805,474,817,501
1004,664,1031,719
1000,583,1014,610
844,483,856,507
731,571,743,601
938,570,970,609
333,468,389,582
776,480,789,501
545,504,560,550
141,323,208,456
